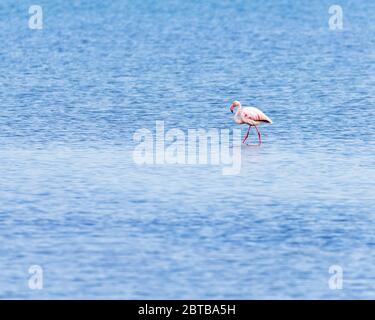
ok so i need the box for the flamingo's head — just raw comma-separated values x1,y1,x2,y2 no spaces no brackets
230,100,241,113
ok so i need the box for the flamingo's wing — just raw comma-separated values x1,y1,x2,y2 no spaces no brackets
241,107,273,124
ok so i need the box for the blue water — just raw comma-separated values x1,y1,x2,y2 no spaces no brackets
0,0,374,299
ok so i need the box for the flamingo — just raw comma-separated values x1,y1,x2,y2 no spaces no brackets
230,100,273,145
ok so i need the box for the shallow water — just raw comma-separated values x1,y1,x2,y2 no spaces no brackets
0,0,374,299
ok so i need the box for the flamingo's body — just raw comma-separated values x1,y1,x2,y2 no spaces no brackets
230,100,272,145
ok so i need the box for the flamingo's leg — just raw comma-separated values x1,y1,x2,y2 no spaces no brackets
254,126,262,145
242,125,251,143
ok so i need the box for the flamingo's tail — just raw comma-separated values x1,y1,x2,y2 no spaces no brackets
261,116,273,124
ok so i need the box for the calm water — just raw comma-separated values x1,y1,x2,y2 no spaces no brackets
0,0,374,299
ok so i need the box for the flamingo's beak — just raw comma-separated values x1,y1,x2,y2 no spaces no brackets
230,104,234,113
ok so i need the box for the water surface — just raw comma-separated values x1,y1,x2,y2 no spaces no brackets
0,0,374,299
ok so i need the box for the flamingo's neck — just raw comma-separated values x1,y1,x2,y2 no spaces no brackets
234,106,242,116
234,107,242,123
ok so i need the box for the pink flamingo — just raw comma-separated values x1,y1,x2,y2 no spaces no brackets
230,100,273,145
